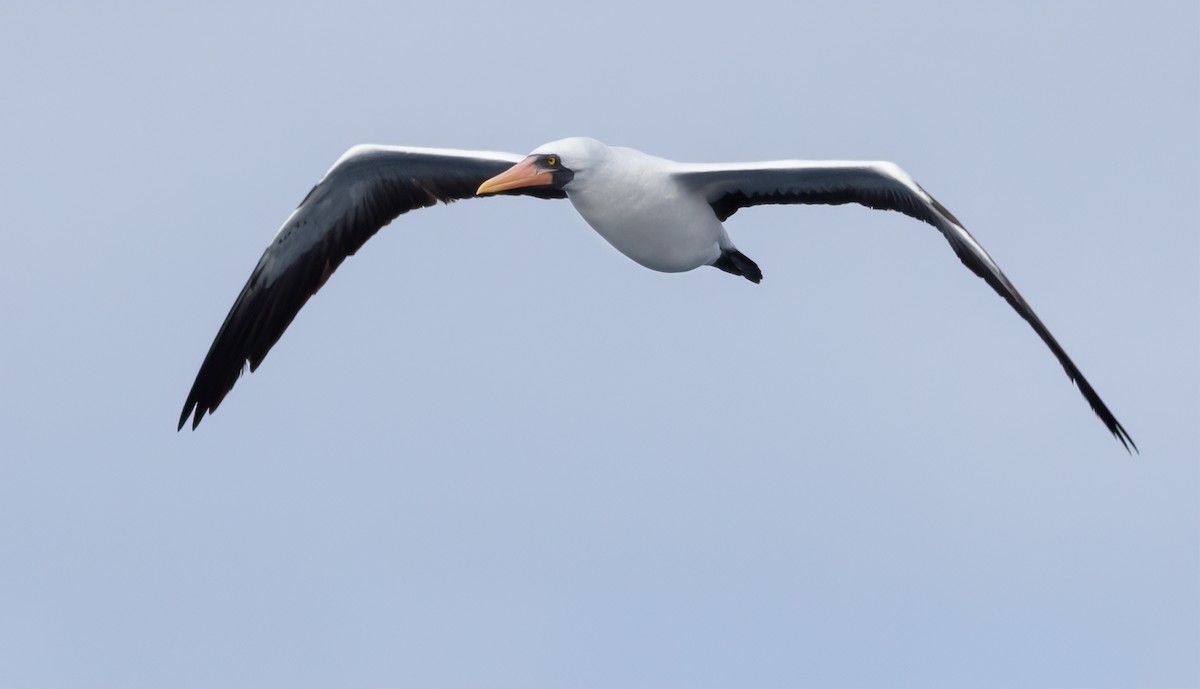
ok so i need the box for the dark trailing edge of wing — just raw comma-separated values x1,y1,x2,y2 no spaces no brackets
708,168,936,223
179,148,564,430
690,166,1136,452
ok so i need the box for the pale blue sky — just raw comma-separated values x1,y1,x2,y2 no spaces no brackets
1,1,1196,687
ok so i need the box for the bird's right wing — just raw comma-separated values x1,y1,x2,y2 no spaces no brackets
179,145,565,430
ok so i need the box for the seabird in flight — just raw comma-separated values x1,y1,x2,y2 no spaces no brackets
178,137,1135,451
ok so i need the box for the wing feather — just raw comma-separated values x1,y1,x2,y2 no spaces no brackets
179,146,564,430
674,162,1136,452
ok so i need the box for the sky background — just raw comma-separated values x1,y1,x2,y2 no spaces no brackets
1,1,1197,687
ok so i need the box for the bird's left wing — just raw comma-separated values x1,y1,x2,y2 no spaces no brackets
179,145,565,430
672,161,1135,451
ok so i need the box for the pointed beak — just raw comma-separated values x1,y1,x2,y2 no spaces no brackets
476,157,553,195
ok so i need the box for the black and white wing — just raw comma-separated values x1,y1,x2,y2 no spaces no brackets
673,160,1136,452
179,145,565,430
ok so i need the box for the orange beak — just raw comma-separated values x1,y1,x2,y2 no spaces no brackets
476,157,553,195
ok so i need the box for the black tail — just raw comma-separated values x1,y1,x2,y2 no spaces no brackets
712,249,762,284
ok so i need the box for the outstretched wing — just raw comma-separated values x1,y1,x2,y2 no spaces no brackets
179,145,565,430
673,160,1136,452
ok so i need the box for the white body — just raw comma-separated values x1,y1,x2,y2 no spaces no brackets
545,144,731,272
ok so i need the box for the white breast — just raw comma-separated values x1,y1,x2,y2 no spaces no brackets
566,148,726,273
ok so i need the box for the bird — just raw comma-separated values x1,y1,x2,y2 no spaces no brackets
178,136,1135,451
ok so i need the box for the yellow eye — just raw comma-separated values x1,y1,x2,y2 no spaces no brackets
546,156,558,167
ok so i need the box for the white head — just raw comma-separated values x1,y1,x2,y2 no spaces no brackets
476,137,610,196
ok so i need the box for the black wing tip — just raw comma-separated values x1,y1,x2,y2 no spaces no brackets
1072,378,1138,455
1111,422,1138,455
177,401,205,431
177,399,193,432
